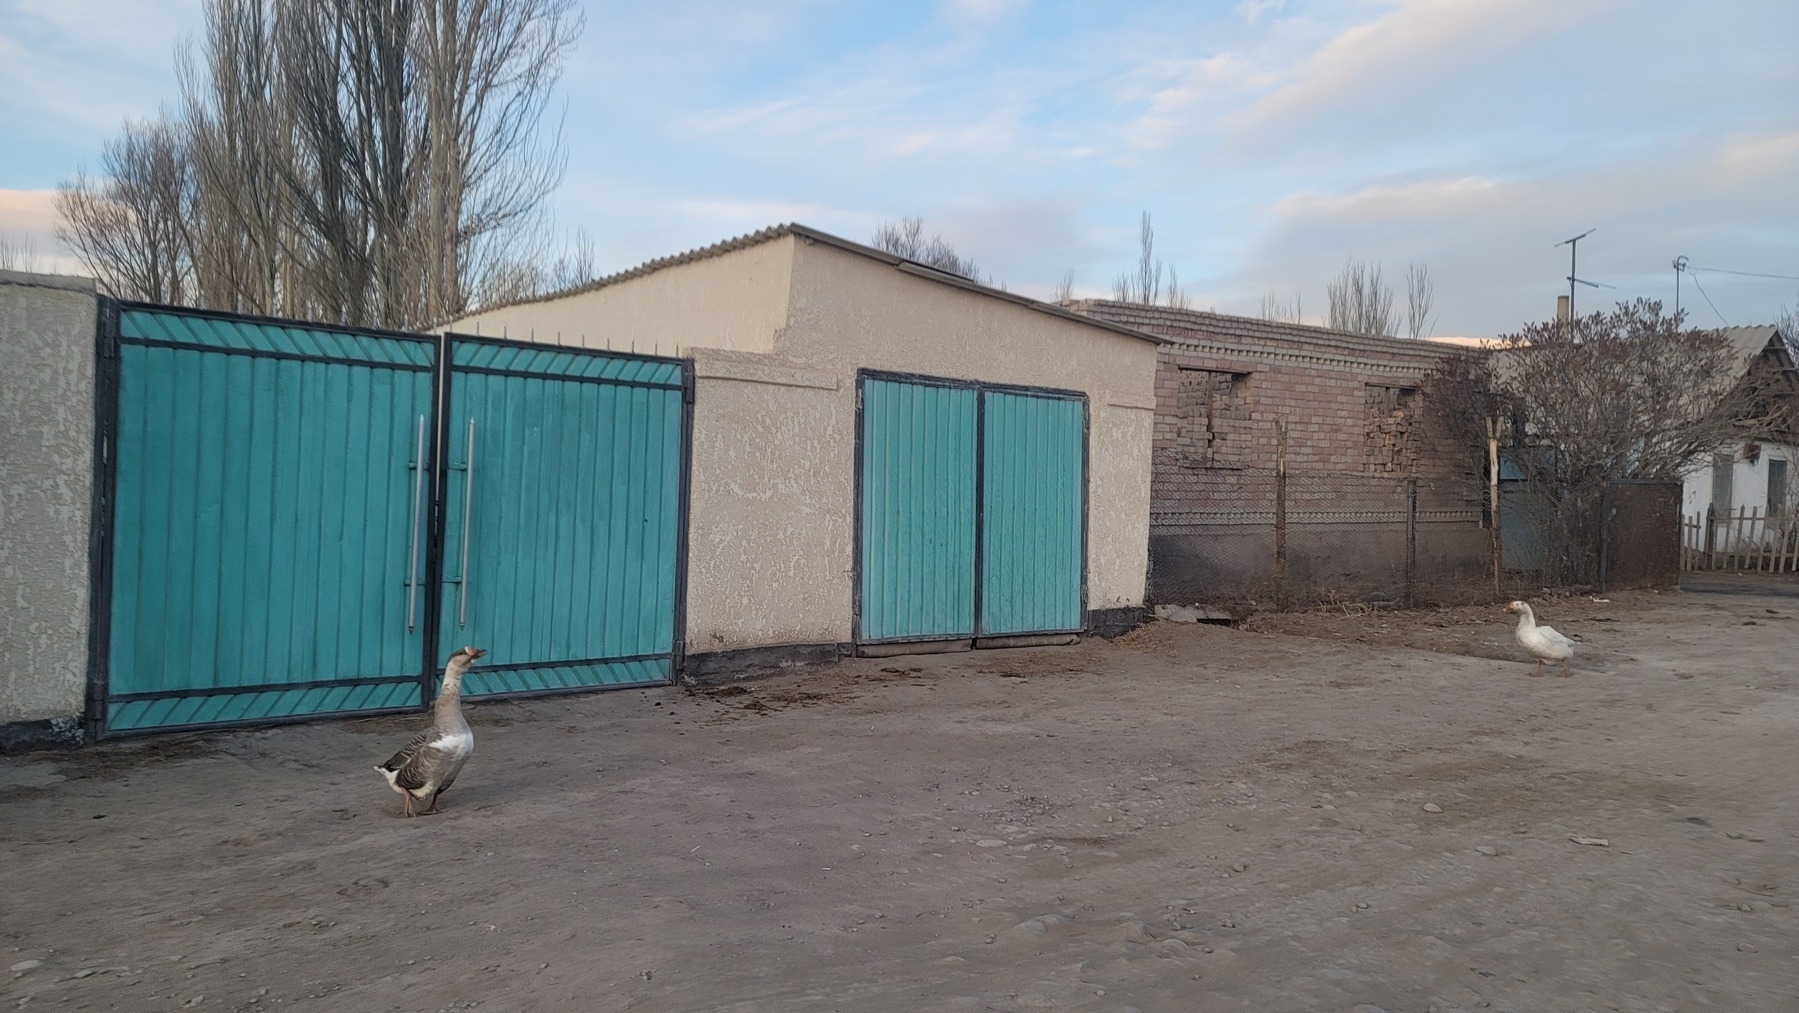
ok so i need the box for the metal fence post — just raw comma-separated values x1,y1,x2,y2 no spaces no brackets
1598,479,1612,594
1405,478,1418,608
1274,421,1288,610
1703,503,1716,570
1486,419,1502,596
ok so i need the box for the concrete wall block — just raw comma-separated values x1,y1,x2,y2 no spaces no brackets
1,272,98,734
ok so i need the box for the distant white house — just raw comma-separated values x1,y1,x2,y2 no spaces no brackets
1679,326,1798,555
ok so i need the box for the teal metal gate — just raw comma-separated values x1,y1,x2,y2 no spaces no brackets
93,307,690,736
99,306,438,732
856,372,1086,646
980,390,1085,636
437,337,687,695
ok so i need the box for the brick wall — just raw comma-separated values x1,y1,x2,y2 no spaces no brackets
1070,301,1492,607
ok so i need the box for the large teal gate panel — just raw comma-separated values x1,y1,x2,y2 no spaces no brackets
980,392,1085,636
105,308,435,732
439,340,684,695
858,378,978,642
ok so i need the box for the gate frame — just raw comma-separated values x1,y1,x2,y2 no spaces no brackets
86,299,448,740
84,304,697,740
435,332,695,697
851,368,1091,648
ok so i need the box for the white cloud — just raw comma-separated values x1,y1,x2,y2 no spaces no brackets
1220,123,1799,334
937,0,1029,26
1230,0,1596,135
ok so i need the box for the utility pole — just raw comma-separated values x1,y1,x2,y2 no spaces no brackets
1672,255,1688,318
1554,228,1595,327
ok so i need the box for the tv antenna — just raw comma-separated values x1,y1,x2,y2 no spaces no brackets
1553,228,1610,322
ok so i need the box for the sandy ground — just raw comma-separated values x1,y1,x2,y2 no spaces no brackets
4,582,1797,1013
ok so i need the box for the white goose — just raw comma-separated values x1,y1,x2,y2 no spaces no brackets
1504,601,1575,677
375,646,484,816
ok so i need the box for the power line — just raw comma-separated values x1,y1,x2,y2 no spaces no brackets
1687,270,1729,326
1690,265,1799,282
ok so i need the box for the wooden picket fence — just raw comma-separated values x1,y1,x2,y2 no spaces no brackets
1682,506,1799,572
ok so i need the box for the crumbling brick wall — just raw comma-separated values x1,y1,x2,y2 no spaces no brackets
1072,301,1490,607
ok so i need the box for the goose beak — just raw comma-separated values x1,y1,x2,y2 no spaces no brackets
465,646,487,661
1504,602,1518,613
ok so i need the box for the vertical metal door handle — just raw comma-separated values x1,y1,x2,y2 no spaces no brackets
406,414,426,630
459,418,475,628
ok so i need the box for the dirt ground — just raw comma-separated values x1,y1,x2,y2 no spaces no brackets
4,581,1797,1013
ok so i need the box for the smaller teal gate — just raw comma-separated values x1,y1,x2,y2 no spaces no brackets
856,372,1087,647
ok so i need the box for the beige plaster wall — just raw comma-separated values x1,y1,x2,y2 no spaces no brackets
683,352,850,650
677,240,1156,651
446,235,794,356
0,272,97,737
769,241,1158,632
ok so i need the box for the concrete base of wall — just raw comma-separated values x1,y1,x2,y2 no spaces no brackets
855,639,974,658
974,634,1081,649
0,715,84,754
681,642,853,687
1087,606,1149,639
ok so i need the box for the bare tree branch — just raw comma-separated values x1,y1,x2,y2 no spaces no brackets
870,216,984,282
1326,257,1395,336
57,0,582,328
1259,290,1303,324
1405,262,1437,340
55,115,195,303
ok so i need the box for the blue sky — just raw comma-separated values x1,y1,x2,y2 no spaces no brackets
3,0,1796,336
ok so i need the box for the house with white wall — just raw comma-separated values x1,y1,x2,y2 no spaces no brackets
1679,326,1799,556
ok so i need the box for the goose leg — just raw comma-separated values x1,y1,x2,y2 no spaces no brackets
1558,659,1572,678
402,793,415,818
1529,660,1545,677
421,791,442,816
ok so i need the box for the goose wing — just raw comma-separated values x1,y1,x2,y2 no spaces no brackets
379,729,439,792
1538,624,1576,651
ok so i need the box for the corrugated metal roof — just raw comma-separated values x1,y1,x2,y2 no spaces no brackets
454,224,1169,347
1066,300,1468,370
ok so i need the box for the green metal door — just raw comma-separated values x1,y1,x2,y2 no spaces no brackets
857,375,1087,645
102,307,437,732
437,338,686,694
980,391,1085,635
857,377,978,642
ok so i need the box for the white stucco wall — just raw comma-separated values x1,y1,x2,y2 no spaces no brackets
0,271,97,738
446,235,794,356
1681,442,1797,546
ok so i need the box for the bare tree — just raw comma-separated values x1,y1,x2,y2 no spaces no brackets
0,233,46,273
55,115,196,304
1052,270,1074,303
870,216,984,281
1405,262,1437,340
58,0,582,328
1326,257,1395,336
1776,293,1798,361
1112,211,1190,308
1425,299,1795,582
1259,290,1303,324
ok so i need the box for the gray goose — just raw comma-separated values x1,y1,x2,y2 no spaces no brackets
376,645,484,816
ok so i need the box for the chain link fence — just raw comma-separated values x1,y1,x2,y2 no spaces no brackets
1149,466,1681,614
1148,464,1490,612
